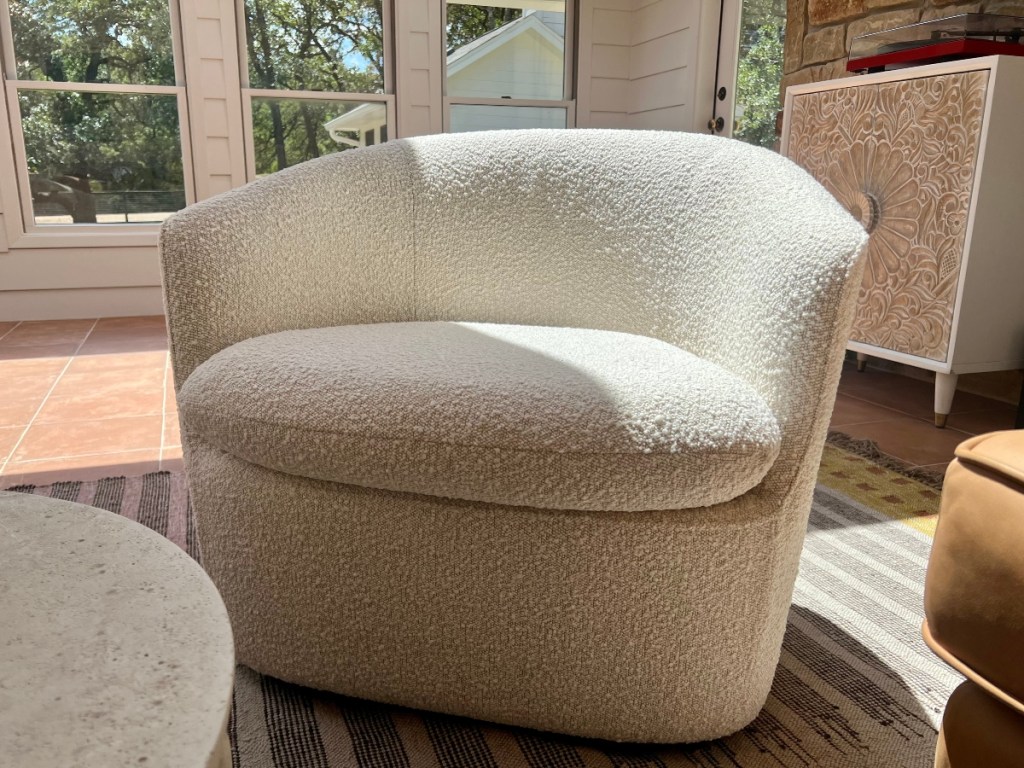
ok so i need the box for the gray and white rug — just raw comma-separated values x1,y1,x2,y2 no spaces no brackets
11,470,959,768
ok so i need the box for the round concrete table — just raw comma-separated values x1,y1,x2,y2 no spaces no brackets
0,491,234,767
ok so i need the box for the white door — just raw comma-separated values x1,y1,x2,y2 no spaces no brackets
576,0,730,134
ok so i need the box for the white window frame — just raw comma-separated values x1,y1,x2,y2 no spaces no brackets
441,0,577,131
0,0,196,249
235,0,397,182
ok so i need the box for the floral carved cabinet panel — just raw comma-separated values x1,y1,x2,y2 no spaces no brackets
783,57,1024,425
786,70,988,363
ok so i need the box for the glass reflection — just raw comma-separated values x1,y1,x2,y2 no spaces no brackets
19,90,185,224
9,0,175,86
244,0,385,93
449,104,566,132
251,97,386,175
445,2,566,101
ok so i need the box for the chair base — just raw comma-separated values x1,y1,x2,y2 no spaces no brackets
187,439,815,743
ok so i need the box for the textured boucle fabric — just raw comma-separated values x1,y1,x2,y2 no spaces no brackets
162,130,865,498
188,440,796,744
180,322,781,511
160,129,868,742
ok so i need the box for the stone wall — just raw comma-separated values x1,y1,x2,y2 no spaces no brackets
781,0,1024,97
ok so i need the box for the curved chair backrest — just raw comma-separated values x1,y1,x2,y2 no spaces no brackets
162,130,866,489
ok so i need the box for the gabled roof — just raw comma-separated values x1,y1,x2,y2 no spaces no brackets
324,102,387,138
447,11,564,78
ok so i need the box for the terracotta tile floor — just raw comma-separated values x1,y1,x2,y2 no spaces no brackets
0,317,1018,488
832,365,1018,474
0,317,180,488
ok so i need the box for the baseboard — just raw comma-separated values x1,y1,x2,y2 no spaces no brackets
0,286,165,321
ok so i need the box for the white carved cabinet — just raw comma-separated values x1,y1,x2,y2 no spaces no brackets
781,56,1024,426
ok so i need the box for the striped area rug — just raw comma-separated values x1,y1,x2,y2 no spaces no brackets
8,440,959,768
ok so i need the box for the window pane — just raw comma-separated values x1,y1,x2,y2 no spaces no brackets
732,0,785,148
244,0,384,93
251,98,386,175
449,104,566,132
9,0,175,85
18,90,185,225
446,2,566,100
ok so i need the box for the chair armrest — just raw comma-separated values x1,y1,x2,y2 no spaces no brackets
160,143,416,387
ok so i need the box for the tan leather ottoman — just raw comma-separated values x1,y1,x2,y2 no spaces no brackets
923,430,1024,767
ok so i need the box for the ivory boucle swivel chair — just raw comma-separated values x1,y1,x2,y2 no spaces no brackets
160,129,867,743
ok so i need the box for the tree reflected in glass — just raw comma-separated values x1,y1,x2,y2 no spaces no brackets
251,98,386,175
19,91,185,224
244,0,385,92
10,0,175,85
245,0,388,174
9,0,184,224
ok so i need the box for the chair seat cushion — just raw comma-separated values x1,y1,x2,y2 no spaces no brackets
178,322,781,512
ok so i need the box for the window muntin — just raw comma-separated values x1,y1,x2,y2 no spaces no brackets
240,0,390,177
1,0,190,229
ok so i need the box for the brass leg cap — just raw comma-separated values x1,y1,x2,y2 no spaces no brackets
935,413,948,429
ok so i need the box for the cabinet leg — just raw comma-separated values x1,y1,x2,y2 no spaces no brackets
856,352,868,372
934,372,958,429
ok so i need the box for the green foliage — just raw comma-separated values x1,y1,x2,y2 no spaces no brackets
10,0,181,221
446,6,521,52
19,90,183,192
251,98,358,174
246,1,516,174
738,0,785,39
245,0,384,175
6,0,547,219
733,13,785,149
244,0,384,93
10,0,175,85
